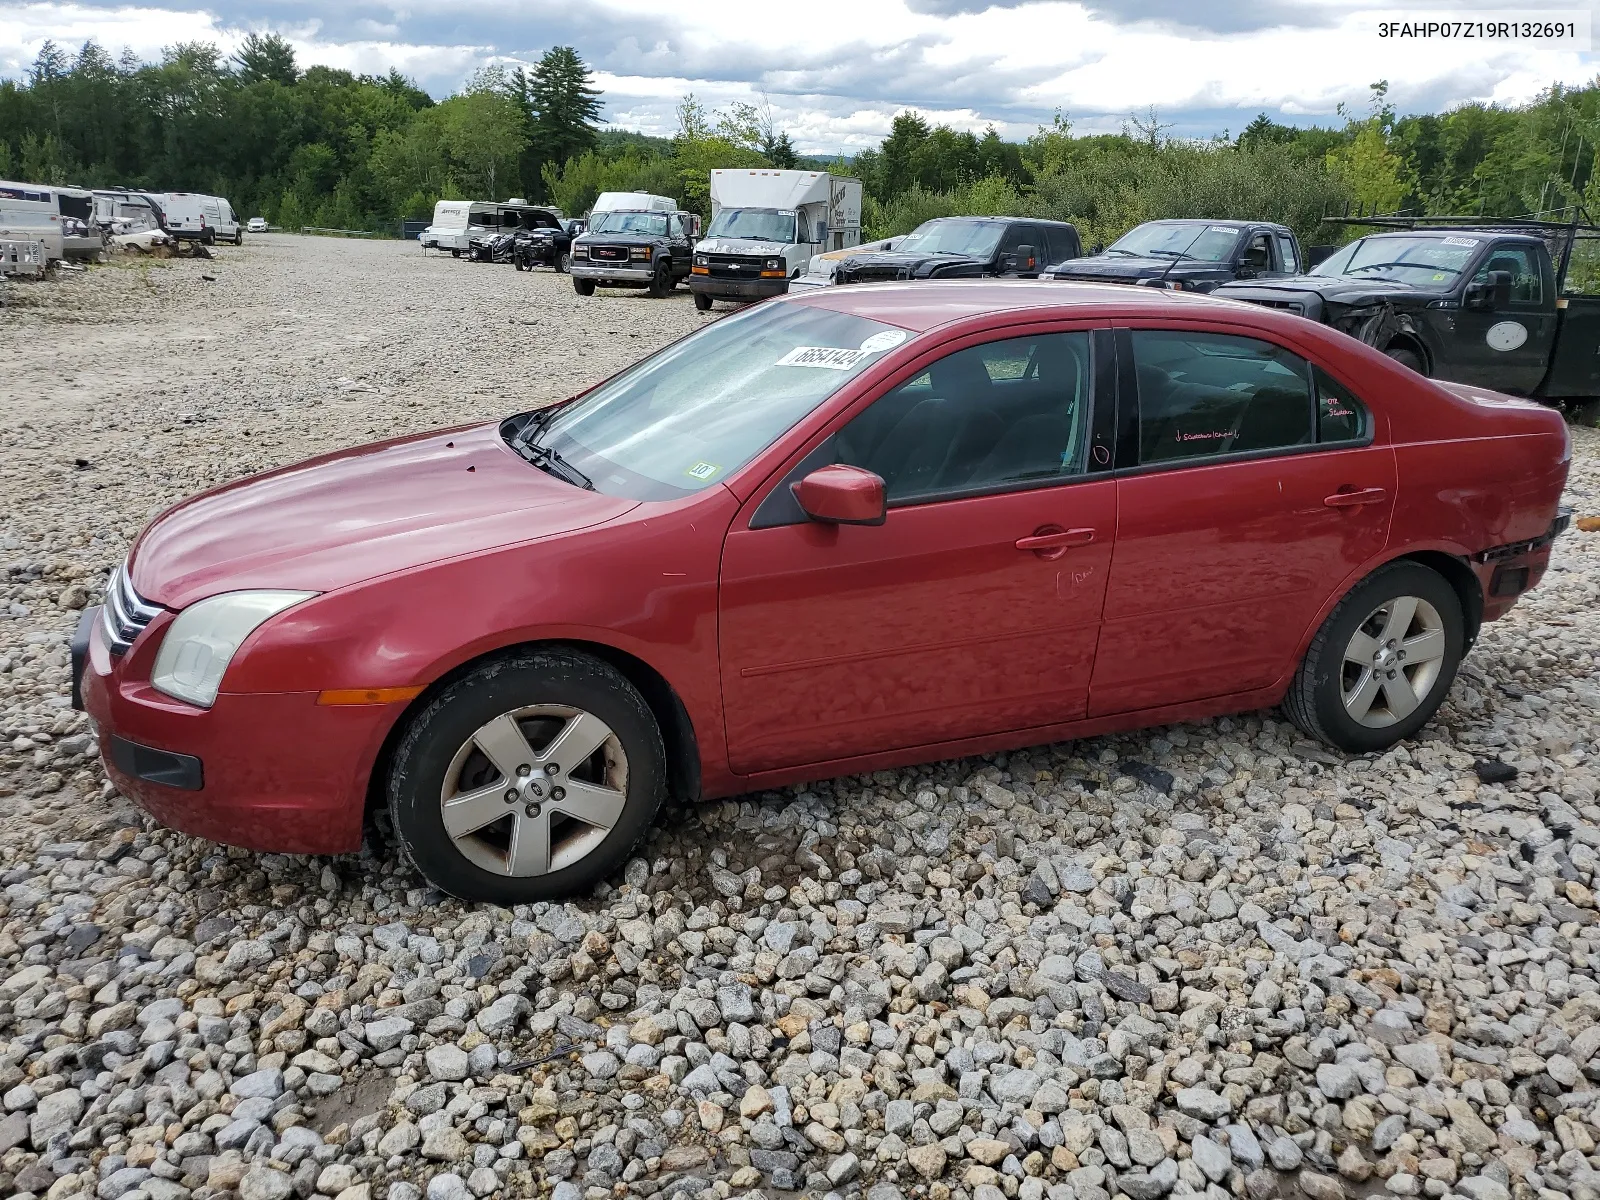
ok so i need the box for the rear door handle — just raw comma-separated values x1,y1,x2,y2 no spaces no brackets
1324,487,1388,508
1016,527,1097,554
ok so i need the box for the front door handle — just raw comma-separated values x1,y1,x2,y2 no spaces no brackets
1016,526,1096,558
1324,487,1388,508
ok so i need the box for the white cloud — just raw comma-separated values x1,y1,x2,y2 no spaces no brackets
2,0,1596,153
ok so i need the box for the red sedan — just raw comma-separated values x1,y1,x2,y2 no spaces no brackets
75,282,1571,902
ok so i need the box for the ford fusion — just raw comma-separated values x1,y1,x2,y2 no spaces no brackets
77,282,1571,902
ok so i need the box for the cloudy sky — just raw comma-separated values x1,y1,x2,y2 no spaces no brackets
3,0,1598,152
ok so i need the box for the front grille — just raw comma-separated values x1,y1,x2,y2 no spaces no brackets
102,562,161,655
1248,298,1306,315
588,245,630,262
706,255,766,279
839,263,910,284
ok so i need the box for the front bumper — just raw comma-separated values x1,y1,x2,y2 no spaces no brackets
74,605,393,854
569,260,653,286
688,276,788,300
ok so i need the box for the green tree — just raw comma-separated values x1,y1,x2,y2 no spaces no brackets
233,33,298,86
527,46,602,171
437,89,528,199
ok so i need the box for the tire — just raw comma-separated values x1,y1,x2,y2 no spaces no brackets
1385,346,1425,374
556,251,568,274
388,648,667,904
514,257,526,271
693,292,713,312
234,232,242,246
1283,561,1464,754
451,248,461,259
574,278,595,296
648,259,672,298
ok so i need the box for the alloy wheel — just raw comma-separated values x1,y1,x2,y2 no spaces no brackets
1340,595,1447,728
439,705,628,875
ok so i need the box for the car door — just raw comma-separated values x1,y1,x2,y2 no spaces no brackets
1089,325,1396,716
997,224,1044,276
668,213,692,276
719,325,1117,775
1453,241,1558,394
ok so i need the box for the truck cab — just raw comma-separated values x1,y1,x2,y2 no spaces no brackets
569,209,698,298
688,170,863,310
1051,219,1302,291
1215,220,1600,402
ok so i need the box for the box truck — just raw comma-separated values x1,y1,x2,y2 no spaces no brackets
688,169,862,309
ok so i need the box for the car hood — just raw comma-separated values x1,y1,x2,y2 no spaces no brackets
130,422,638,610
1215,274,1443,305
1053,255,1180,281
695,237,791,256
579,232,666,248
840,250,984,275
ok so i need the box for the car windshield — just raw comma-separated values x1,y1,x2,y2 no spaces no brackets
1107,222,1242,262
1311,235,1478,285
533,303,908,500
893,220,1005,259
704,208,797,242
592,211,669,236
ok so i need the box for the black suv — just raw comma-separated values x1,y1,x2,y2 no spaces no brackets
1050,220,1305,291
569,210,697,298
835,217,1081,284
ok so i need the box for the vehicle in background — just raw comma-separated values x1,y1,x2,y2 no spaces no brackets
75,281,1571,902
247,217,268,234
590,192,676,225
160,193,214,243
0,180,66,261
569,208,698,297
688,169,862,310
1215,212,1600,403
94,189,169,250
1050,219,1303,292
468,204,564,265
515,214,580,272
53,187,104,258
421,200,474,254
788,237,902,291
204,195,241,245
833,216,1080,284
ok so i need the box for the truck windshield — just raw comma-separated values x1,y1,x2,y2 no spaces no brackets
1311,236,1478,285
528,302,909,501
1107,222,1241,262
592,211,669,236
705,208,797,243
894,220,1005,259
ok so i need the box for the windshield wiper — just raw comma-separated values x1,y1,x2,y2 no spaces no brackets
1146,249,1196,260
514,410,595,490
1105,248,1139,257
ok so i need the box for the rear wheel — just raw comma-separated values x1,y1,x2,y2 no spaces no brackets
1283,561,1464,753
388,649,666,903
451,248,460,258
693,292,713,312
574,277,595,297
1385,345,1426,374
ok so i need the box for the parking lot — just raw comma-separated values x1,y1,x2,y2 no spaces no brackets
1,234,1599,1200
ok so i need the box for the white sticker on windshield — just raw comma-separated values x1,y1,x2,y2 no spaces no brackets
777,346,870,370
859,330,908,353
1441,236,1480,247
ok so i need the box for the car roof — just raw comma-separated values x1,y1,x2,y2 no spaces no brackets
923,215,1077,228
1361,228,1543,244
789,278,1297,332
1137,218,1286,231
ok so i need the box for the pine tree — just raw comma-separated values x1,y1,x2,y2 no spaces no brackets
528,47,602,170
232,33,298,86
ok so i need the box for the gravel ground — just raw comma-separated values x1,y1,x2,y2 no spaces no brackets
0,235,1598,1200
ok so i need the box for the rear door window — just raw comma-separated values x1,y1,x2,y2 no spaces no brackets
1276,235,1300,274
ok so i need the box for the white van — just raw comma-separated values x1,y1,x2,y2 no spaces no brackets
161,193,210,242
421,200,474,254
0,180,65,261
591,192,676,222
205,195,240,245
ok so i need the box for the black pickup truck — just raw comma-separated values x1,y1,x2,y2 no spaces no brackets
1050,219,1307,292
1215,215,1600,403
834,216,1081,284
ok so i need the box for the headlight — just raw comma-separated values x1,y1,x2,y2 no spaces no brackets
572,245,587,257
764,258,782,271
630,246,652,260
694,253,708,267
151,590,315,708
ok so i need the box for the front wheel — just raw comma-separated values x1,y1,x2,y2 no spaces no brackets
574,278,595,297
693,292,713,312
388,649,666,903
1283,561,1464,754
556,251,568,274
1385,346,1426,374
648,259,672,298
451,248,461,258
514,257,526,271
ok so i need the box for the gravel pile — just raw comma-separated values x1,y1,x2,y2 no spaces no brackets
1,236,1598,1200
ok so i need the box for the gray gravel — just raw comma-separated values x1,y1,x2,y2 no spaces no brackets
1,235,1599,1200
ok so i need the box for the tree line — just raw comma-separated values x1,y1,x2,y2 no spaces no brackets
2,35,1597,247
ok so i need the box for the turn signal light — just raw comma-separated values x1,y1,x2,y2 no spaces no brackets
317,686,425,706
691,265,709,275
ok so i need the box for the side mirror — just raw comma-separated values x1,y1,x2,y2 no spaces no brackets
1009,244,1037,274
793,465,886,526
1465,269,1513,310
